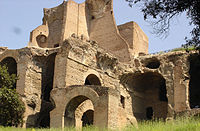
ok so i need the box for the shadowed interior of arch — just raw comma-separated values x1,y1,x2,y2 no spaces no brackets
64,95,94,127
127,72,168,120
81,110,94,127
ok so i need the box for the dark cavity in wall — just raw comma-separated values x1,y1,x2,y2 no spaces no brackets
38,53,57,128
127,72,168,120
145,58,160,69
82,110,94,127
146,107,153,120
189,54,200,109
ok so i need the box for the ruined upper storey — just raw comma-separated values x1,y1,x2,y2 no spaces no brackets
28,0,148,62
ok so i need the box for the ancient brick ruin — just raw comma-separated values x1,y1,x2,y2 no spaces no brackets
1,0,200,129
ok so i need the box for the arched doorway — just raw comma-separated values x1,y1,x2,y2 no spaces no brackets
129,72,168,120
0,57,17,89
50,85,120,129
64,95,94,127
84,74,101,85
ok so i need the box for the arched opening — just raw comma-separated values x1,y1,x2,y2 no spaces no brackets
81,110,94,127
36,34,47,48
64,95,94,127
129,72,168,120
145,59,160,69
189,54,200,109
0,57,17,89
38,53,56,128
84,74,101,85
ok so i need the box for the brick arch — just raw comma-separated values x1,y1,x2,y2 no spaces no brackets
83,70,102,84
63,86,100,108
0,51,19,63
50,86,99,128
50,85,120,129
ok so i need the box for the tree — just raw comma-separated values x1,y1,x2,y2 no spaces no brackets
0,65,25,127
126,0,200,48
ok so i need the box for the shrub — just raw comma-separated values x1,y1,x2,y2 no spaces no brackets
0,65,25,127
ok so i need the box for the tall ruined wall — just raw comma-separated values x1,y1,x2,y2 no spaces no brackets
1,35,200,128
120,51,199,120
44,3,65,48
118,22,148,55
53,38,120,89
28,0,149,62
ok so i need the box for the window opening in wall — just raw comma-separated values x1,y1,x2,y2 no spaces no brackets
146,107,153,120
84,74,101,86
120,95,125,108
81,110,94,127
36,34,47,48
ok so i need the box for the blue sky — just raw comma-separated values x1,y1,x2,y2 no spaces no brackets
0,0,193,53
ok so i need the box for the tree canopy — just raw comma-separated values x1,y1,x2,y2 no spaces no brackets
0,65,25,127
126,0,200,48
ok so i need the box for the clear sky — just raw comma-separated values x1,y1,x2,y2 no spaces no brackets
0,0,193,53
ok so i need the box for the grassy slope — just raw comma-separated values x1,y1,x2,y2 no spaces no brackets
0,117,200,131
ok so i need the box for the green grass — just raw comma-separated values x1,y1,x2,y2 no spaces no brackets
1,117,200,131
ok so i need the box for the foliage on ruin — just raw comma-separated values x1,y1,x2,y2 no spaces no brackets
0,65,25,127
126,0,200,48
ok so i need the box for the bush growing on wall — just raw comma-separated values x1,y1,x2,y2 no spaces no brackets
0,65,25,127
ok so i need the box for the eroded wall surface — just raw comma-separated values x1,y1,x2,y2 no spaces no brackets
0,36,199,128
1,0,199,129
28,0,148,62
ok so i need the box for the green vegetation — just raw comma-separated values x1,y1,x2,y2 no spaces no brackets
0,65,25,127
0,117,200,131
171,46,196,52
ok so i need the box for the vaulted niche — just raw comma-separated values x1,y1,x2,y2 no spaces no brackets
36,34,47,48
0,57,17,89
129,72,168,120
189,54,200,109
38,53,57,128
64,96,94,127
84,74,101,86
